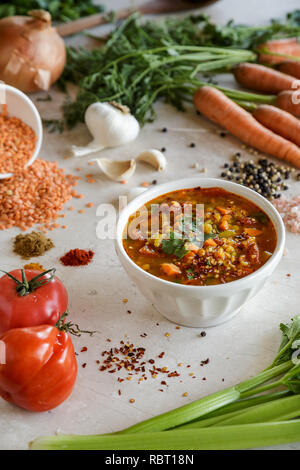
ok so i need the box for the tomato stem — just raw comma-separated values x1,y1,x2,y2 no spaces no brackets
56,312,97,337
0,268,56,296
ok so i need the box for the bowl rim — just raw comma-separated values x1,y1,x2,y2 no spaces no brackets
0,84,43,180
116,177,285,291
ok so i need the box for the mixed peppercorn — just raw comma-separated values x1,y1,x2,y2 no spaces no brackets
220,154,295,199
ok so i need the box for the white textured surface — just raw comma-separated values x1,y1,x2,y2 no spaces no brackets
0,0,300,451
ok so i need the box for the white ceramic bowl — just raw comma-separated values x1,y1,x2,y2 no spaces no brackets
116,178,285,328
0,84,42,179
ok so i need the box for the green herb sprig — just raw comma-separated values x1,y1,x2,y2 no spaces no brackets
59,13,257,128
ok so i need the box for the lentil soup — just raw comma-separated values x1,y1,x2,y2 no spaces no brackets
123,187,277,286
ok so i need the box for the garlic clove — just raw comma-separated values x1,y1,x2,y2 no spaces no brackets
127,187,149,202
136,149,167,171
93,158,136,182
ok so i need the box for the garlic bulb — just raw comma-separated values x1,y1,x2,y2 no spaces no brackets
136,149,167,171
93,158,136,182
72,102,140,157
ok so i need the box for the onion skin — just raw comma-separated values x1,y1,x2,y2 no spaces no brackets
0,10,66,93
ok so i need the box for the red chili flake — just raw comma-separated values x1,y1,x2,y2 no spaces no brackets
168,371,180,378
81,347,88,352
158,352,165,359
161,381,167,386
222,378,225,382
127,310,132,314
82,363,87,368
106,338,111,342
202,377,206,381
118,389,122,396
187,365,191,368
200,358,210,366
159,389,164,392
148,359,155,364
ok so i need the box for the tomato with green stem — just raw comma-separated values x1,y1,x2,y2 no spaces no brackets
0,324,77,412
0,268,68,334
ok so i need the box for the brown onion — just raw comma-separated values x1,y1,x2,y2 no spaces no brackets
0,10,66,93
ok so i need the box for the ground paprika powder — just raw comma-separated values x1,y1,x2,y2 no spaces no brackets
60,249,94,266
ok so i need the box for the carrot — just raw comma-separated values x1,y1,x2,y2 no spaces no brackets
193,86,300,169
278,60,300,79
160,263,181,276
244,228,263,237
216,206,230,215
258,38,300,65
234,63,297,93
203,238,217,247
276,90,300,117
253,105,300,147
219,217,229,231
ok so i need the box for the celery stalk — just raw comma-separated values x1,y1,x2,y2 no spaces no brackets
30,421,300,450
121,387,240,434
175,391,290,429
178,395,300,429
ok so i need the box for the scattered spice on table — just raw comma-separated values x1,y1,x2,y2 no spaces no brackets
200,358,210,366
220,156,293,199
98,340,181,385
273,195,300,233
23,262,44,271
13,231,54,259
0,113,37,174
60,248,94,266
0,159,77,230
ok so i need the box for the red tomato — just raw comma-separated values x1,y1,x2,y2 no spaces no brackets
0,269,68,334
0,325,77,412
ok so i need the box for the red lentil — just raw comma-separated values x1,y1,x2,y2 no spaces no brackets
0,159,76,230
0,114,36,174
